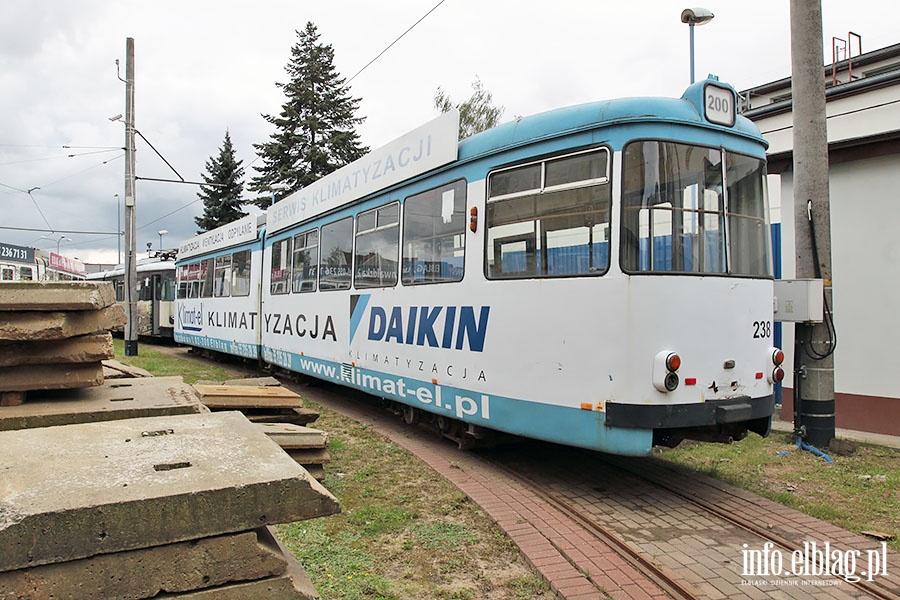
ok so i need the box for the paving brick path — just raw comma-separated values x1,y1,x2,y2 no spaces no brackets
289,382,900,600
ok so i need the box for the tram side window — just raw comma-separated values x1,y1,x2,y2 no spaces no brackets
200,258,214,298
115,280,125,301
270,238,291,295
232,250,251,297
319,217,353,290
1,267,12,280
177,266,188,299
214,255,232,297
20,267,33,281
292,230,318,293
139,277,153,301
356,203,399,288
486,150,611,279
402,180,466,285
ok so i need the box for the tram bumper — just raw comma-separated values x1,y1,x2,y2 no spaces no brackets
605,395,774,447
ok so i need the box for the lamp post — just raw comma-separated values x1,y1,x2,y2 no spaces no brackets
39,234,70,255
115,193,122,265
158,229,168,250
681,7,715,84
270,183,289,206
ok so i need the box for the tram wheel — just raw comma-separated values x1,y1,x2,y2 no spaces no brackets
402,405,419,425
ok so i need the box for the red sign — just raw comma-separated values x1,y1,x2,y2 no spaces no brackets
49,252,86,275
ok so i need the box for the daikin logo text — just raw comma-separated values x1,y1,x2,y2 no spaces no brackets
350,295,490,352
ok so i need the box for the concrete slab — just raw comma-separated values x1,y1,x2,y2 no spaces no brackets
0,411,340,572
0,362,104,392
0,376,204,431
155,530,320,599
0,305,126,341
257,424,327,449
285,449,330,465
0,281,115,311
0,528,288,600
193,384,304,409
0,332,113,368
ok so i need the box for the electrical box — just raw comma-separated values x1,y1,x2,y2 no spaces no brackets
774,279,824,323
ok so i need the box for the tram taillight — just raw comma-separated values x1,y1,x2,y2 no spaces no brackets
769,347,785,384
653,351,681,393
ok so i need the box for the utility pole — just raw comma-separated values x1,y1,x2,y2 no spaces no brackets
123,37,139,356
790,0,835,447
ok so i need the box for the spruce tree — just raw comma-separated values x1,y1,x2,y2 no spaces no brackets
195,130,247,233
249,22,368,208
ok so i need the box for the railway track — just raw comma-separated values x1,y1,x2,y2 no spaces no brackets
481,442,900,600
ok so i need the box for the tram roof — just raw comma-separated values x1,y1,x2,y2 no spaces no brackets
458,93,764,161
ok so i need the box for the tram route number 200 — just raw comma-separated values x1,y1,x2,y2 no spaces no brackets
753,320,772,339
704,84,735,126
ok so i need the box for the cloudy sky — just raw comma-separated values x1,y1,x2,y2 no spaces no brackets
1,0,896,265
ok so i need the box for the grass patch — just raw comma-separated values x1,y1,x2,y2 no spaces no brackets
111,338,248,384
276,398,552,599
655,430,900,551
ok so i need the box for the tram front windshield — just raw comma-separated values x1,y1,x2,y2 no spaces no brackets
621,141,771,277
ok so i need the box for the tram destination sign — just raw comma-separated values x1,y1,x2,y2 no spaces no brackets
179,213,258,260
0,242,34,265
267,109,460,234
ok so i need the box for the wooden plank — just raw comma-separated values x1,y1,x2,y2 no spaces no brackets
194,384,304,409
0,281,116,311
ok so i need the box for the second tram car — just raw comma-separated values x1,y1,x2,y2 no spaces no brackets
176,77,783,456
88,256,177,339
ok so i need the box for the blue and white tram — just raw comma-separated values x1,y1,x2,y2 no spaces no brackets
176,77,783,456
174,214,264,358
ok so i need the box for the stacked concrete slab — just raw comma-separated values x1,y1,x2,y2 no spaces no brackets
0,281,125,404
0,411,339,599
0,376,207,432
258,423,331,481
193,381,330,479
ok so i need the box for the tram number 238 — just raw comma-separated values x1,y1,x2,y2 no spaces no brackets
752,320,772,339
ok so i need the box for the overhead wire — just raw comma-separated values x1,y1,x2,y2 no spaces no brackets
346,0,448,85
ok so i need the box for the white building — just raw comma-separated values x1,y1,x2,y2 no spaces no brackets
740,40,900,436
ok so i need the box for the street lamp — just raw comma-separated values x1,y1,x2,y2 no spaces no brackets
158,229,168,250
681,7,715,84
270,183,289,206
39,234,70,254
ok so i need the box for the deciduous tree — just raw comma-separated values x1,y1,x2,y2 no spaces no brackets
434,77,504,139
